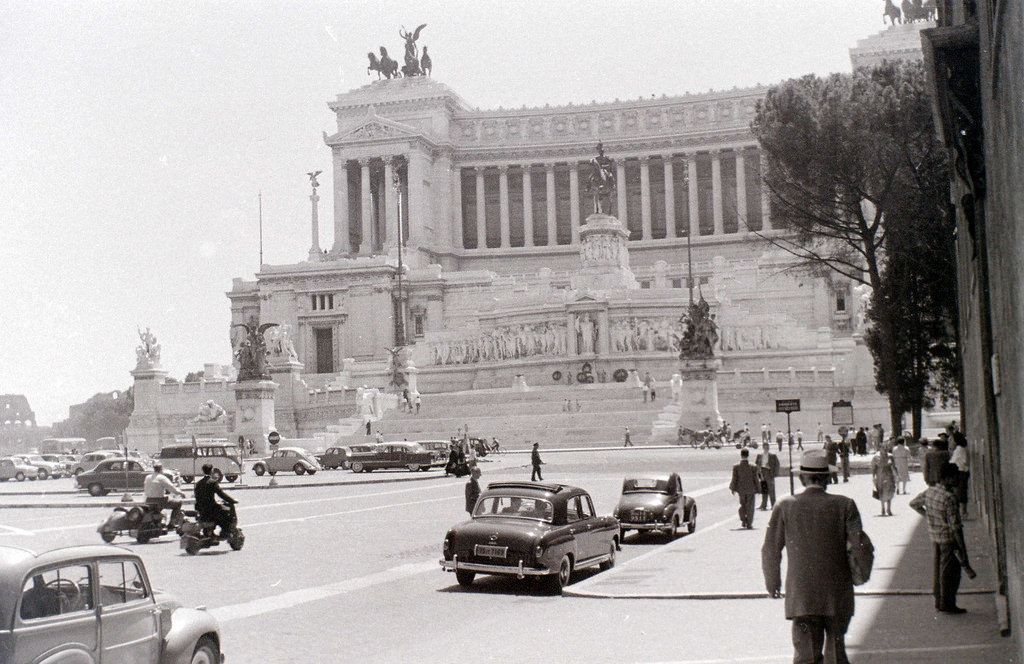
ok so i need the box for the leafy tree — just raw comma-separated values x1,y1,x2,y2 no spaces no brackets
50,388,134,443
752,61,958,435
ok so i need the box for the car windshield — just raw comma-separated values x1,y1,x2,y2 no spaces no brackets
474,495,554,523
623,478,672,494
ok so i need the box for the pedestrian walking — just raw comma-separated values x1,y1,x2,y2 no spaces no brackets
730,448,760,529
949,432,970,517
892,436,911,494
816,421,824,443
365,419,372,435
755,442,780,510
623,426,633,447
414,393,421,414
641,381,650,402
465,466,481,514
871,445,897,516
795,429,804,450
761,423,769,445
910,463,976,614
762,449,865,664
839,436,850,482
375,431,384,445
824,436,839,484
530,442,544,481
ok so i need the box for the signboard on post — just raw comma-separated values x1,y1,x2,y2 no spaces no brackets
831,400,854,426
775,399,801,414
267,430,280,446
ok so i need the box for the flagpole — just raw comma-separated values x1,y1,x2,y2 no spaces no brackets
258,190,264,269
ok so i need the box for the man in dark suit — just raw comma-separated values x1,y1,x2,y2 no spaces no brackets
762,449,864,664
194,463,237,536
755,442,781,510
923,434,951,486
730,448,760,529
530,442,544,481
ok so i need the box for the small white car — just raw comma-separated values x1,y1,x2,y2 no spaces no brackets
11,454,63,480
0,544,224,663
0,457,42,482
251,446,320,476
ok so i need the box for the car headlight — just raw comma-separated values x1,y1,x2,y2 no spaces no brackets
443,535,452,552
534,543,545,559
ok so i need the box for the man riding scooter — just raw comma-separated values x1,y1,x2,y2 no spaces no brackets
194,463,237,537
144,462,185,525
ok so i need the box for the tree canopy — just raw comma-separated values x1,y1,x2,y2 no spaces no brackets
752,60,958,435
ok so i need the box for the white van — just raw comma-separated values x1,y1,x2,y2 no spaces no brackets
155,440,244,483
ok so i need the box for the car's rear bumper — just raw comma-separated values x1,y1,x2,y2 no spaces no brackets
440,556,550,577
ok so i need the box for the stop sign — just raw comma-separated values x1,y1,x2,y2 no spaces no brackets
267,430,280,446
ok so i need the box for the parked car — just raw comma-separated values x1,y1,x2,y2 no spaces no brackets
349,442,434,473
251,447,320,476
614,473,697,540
0,543,223,663
154,440,244,483
441,481,619,592
316,444,375,470
40,454,73,477
11,454,63,480
0,457,42,482
71,450,123,476
414,440,451,466
76,460,181,497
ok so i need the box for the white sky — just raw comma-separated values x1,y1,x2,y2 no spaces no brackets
1,0,884,424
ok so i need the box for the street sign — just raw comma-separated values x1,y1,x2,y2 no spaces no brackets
267,430,280,446
775,399,801,414
832,400,854,426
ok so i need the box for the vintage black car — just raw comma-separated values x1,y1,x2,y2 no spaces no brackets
614,473,697,540
348,442,433,472
441,481,619,593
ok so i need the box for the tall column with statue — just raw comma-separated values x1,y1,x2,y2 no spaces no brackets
125,328,169,453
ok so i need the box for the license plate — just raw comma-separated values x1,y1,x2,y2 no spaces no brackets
631,513,648,523
474,544,507,558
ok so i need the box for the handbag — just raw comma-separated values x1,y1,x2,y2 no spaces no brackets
872,488,879,500
847,529,875,585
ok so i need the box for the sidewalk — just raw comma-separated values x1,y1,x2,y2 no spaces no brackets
566,472,1017,663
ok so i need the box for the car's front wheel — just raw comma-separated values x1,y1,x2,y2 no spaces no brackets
455,570,475,587
225,475,238,483
351,462,364,473
253,465,265,477
688,506,698,534
599,542,616,571
37,469,49,480
547,555,573,593
88,483,106,497
15,471,25,482
667,516,679,540
293,464,305,476
190,636,219,664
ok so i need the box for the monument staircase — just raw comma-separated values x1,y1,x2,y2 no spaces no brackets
345,383,665,450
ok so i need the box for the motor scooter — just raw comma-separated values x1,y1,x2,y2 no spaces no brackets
98,500,184,544
179,502,245,555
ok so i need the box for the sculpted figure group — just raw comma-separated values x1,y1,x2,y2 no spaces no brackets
135,327,161,368
580,234,623,264
367,24,433,79
232,315,278,382
428,322,568,366
884,0,936,25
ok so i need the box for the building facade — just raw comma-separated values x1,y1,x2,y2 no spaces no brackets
923,0,1023,653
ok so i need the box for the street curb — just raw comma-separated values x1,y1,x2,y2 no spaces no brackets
563,588,997,600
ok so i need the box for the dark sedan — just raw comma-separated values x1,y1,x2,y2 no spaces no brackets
614,473,697,540
75,459,179,497
441,481,619,593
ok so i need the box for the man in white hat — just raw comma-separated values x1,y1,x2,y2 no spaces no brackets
761,449,865,664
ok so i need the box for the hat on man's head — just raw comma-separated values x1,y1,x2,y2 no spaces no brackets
799,449,835,475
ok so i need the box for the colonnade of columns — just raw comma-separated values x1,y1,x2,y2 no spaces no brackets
329,155,415,257
458,148,771,251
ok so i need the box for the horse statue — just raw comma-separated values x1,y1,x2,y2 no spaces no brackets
883,0,902,25
399,23,426,77
420,46,432,77
367,48,399,80
901,0,929,22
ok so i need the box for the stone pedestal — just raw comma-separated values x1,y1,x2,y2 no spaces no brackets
269,360,306,438
232,380,278,456
513,374,529,392
676,358,723,430
570,213,638,292
125,366,169,454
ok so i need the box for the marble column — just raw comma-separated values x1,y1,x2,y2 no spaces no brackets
359,159,373,255
639,156,652,241
407,151,430,247
663,155,676,239
569,163,581,244
332,155,350,254
760,152,772,230
711,150,724,236
498,165,510,248
687,154,699,238
383,157,398,250
616,160,627,224
475,167,487,249
308,179,321,260
545,163,557,246
452,166,464,249
735,150,748,233
522,166,534,247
